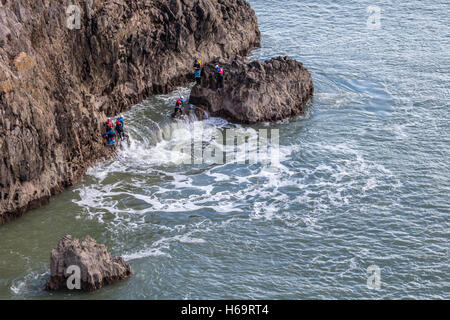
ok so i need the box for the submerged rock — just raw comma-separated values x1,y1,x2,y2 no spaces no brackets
45,235,131,292
189,56,314,124
170,105,208,121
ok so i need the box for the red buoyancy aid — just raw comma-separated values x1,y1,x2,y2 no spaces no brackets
217,68,224,76
106,120,114,128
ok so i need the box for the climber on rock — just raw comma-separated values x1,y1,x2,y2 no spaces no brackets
193,58,202,85
102,127,117,150
172,96,185,119
215,64,224,91
115,116,125,141
104,118,114,131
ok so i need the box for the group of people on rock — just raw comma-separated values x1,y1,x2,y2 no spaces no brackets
192,58,225,91
103,59,226,148
102,116,125,150
172,58,225,118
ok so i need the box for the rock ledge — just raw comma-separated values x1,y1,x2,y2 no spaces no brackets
189,56,314,124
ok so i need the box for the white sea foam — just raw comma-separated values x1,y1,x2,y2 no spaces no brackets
10,270,48,296
123,232,206,261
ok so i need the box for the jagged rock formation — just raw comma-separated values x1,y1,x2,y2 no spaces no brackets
0,0,260,224
45,235,131,292
189,56,314,123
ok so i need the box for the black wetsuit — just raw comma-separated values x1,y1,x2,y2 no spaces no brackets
173,99,185,118
116,124,124,140
216,68,224,90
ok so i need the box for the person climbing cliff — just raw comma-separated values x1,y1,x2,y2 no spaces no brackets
102,127,117,150
115,116,125,141
104,119,114,131
215,65,224,91
193,58,202,85
172,96,185,119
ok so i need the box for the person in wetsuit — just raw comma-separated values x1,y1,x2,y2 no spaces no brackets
215,65,224,91
102,127,116,150
115,116,125,140
193,58,202,85
173,96,185,118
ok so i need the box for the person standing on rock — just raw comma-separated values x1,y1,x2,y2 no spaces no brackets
215,65,224,91
193,58,202,85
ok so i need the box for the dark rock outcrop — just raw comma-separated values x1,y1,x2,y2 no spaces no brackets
45,235,131,292
189,56,313,124
0,0,260,224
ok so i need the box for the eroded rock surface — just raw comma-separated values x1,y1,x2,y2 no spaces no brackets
45,235,131,292
0,0,260,224
189,56,313,123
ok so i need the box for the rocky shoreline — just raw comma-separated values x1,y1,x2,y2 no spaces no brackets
0,0,261,224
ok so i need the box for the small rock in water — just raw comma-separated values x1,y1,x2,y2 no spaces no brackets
45,235,131,292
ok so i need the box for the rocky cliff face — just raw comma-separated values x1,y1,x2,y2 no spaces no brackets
45,235,131,292
0,0,260,224
189,56,314,124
